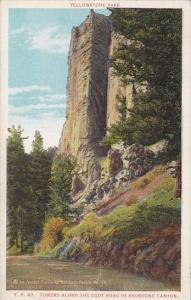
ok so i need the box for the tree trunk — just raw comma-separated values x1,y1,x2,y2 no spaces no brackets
176,159,181,198
20,210,24,252
21,235,24,253
15,230,19,248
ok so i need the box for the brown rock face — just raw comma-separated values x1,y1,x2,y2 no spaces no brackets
57,11,141,186
58,13,139,163
58,11,111,161
106,33,134,128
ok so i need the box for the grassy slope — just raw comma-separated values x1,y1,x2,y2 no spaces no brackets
39,166,181,260
95,165,178,215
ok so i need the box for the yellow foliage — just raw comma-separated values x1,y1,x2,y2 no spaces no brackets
40,217,65,251
82,243,92,254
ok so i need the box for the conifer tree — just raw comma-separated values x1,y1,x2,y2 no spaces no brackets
108,8,181,160
48,155,75,219
7,126,32,251
29,131,52,241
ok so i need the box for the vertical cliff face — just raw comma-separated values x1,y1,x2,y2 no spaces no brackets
57,11,137,185
106,33,134,129
58,11,111,163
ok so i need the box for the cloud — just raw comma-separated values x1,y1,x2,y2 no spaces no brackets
27,26,70,54
40,111,59,118
10,24,71,54
9,85,52,96
9,103,67,114
38,94,66,103
10,26,27,36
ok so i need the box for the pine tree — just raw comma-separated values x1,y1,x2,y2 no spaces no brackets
7,126,32,251
105,96,131,146
108,8,181,160
48,155,75,219
31,130,43,152
29,131,52,242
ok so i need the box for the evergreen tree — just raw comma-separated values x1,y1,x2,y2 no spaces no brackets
7,126,32,251
32,130,44,153
105,96,130,146
47,146,57,161
29,131,52,241
108,9,181,159
48,155,75,219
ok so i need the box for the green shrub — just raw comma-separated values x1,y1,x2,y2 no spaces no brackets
64,213,104,242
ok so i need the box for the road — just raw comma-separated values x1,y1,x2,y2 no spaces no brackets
7,256,180,291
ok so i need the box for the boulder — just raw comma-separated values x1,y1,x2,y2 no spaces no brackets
71,143,156,214
148,139,169,159
123,144,155,180
72,175,85,196
108,149,123,175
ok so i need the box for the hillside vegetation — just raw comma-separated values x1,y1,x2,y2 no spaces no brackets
38,171,181,284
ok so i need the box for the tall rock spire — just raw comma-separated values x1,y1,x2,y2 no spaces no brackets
58,12,111,172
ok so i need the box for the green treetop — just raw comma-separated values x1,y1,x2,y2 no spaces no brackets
31,130,44,153
108,8,181,159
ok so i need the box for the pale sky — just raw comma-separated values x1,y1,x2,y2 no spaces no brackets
9,8,110,152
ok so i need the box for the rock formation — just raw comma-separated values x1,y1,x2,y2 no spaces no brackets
51,12,180,286
57,10,169,206
106,33,135,128
58,11,111,163
58,11,136,184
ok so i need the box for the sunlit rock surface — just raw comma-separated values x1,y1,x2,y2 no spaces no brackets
58,11,111,161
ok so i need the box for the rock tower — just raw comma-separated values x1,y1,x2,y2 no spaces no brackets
58,11,135,183
59,11,111,159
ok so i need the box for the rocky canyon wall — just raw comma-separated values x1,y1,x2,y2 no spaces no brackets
58,11,135,182
58,11,111,159
106,33,135,128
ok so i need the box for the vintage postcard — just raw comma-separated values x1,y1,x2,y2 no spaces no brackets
0,1,191,300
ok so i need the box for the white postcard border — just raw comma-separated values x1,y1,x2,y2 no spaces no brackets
1,1,190,300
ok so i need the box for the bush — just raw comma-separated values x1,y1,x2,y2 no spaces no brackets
64,213,103,242
40,217,65,252
82,243,92,254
